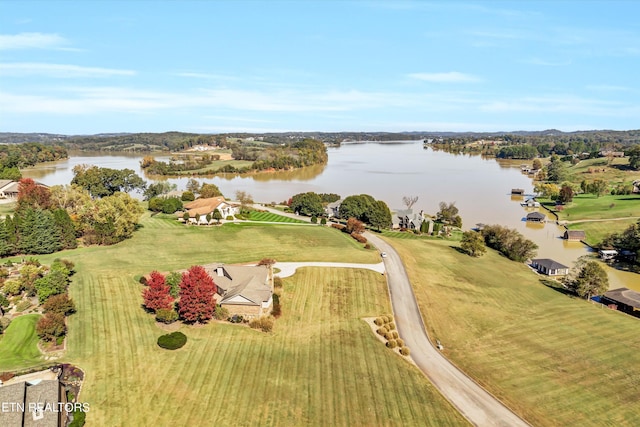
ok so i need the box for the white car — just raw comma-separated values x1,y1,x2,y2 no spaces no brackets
380,252,387,258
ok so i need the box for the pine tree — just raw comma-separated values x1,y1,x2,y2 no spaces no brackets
53,208,78,249
178,265,217,323
0,218,14,257
142,271,174,312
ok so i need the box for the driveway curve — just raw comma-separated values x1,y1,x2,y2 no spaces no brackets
365,232,530,427
274,261,385,278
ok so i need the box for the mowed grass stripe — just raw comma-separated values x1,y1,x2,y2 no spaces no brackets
30,224,466,426
391,237,640,427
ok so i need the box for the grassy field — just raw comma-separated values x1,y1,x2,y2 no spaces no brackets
547,193,640,221
0,200,16,216
567,218,638,246
568,157,640,185
386,236,640,427
0,314,43,370
17,215,466,426
248,211,307,223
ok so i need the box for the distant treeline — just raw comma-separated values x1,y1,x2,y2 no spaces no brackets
0,143,68,179
142,138,327,175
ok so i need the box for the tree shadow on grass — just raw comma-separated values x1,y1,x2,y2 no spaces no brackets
539,278,575,297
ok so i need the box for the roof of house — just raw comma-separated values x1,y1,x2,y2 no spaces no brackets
0,380,62,427
526,212,546,220
532,258,569,270
0,180,20,193
212,265,271,306
564,230,586,239
180,197,231,217
603,287,640,309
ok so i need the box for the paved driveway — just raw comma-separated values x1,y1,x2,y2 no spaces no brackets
365,232,530,427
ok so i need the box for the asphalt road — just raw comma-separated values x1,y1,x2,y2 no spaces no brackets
365,232,531,427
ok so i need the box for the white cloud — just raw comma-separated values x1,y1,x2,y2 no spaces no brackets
0,32,69,50
408,72,481,83
479,95,639,117
0,63,136,78
175,72,238,81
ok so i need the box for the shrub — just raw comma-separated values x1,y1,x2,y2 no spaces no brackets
331,223,346,231
0,294,9,308
387,322,396,330
392,331,399,339
400,346,411,356
16,300,32,312
384,332,394,341
320,217,327,225
273,276,283,288
258,258,276,266
213,305,229,321
155,308,179,324
69,408,86,427
181,191,195,201
376,327,387,336
226,215,234,220
157,331,187,350
0,317,11,334
310,216,318,223
36,313,66,341
271,294,282,318
229,314,244,323
382,315,391,323
249,316,275,332
3,279,22,296
364,243,372,249
396,338,405,347
386,339,397,348
42,293,76,316
373,317,383,326
351,233,367,244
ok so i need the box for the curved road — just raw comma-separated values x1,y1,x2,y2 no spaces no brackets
250,204,529,425
365,232,530,427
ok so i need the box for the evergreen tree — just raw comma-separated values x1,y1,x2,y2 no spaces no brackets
0,218,14,257
20,209,63,254
53,208,78,249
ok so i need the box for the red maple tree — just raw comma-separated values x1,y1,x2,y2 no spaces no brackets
142,271,174,312
178,265,217,323
17,178,51,211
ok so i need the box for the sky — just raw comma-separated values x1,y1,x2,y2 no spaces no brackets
0,0,639,134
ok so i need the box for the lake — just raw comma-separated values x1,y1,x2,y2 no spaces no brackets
22,142,640,290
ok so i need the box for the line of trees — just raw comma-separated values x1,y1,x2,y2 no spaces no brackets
0,143,67,180
142,266,219,324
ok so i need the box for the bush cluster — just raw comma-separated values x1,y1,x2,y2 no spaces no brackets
157,331,187,350
351,233,367,244
331,223,346,231
400,346,411,356
213,305,229,321
155,308,179,324
249,316,275,332
273,276,283,288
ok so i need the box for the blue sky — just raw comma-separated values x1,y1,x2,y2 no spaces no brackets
1,0,639,134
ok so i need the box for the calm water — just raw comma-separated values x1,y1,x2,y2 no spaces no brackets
23,143,639,290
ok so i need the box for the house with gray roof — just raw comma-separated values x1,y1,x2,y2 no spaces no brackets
0,380,68,427
531,259,569,276
204,264,272,318
602,288,640,318
0,180,49,200
526,212,546,222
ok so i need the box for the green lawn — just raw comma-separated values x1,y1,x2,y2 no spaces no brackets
248,211,307,223
567,218,638,246
24,215,465,426
569,157,640,185
0,314,43,370
550,193,640,221
386,236,640,427
0,201,16,216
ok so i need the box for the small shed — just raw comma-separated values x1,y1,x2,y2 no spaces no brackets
531,259,569,276
526,212,546,222
599,249,618,260
511,188,525,196
564,230,586,241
